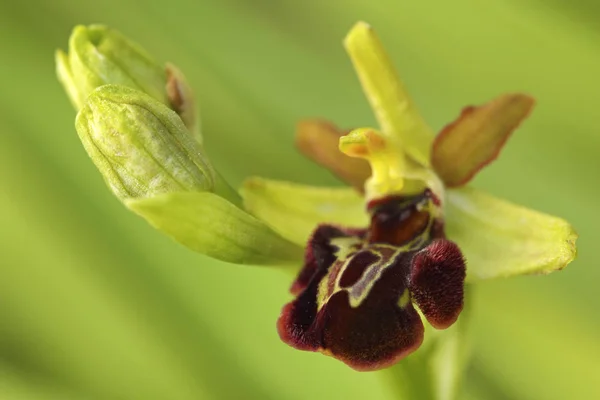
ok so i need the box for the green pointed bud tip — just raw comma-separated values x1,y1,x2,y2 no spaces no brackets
56,24,168,110
75,84,216,201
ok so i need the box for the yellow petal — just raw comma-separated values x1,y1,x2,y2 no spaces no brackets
339,128,408,201
340,128,445,201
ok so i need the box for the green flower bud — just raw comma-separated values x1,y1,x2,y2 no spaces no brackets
73,83,298,264
56,25,199,137
54,26,318,266
76,84,219,201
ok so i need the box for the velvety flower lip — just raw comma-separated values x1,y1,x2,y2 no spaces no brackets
277,189,466,371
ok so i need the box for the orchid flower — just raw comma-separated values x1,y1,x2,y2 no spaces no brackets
241,21,577,375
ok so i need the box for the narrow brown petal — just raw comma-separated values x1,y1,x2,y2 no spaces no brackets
431,94,535,187
295,119,371,190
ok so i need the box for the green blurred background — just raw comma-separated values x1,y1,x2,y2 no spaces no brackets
1,0,598,399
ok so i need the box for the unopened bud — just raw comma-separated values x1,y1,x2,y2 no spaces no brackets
76,84,214,200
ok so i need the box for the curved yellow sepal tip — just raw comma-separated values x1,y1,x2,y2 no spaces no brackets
340,128,406,201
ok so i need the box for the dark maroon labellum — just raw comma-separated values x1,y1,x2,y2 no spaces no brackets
277,189,466,371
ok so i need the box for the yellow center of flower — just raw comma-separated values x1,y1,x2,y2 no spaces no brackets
339,128,406,201
340,128,435,202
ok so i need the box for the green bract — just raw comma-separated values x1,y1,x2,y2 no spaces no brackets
126,191,303,265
